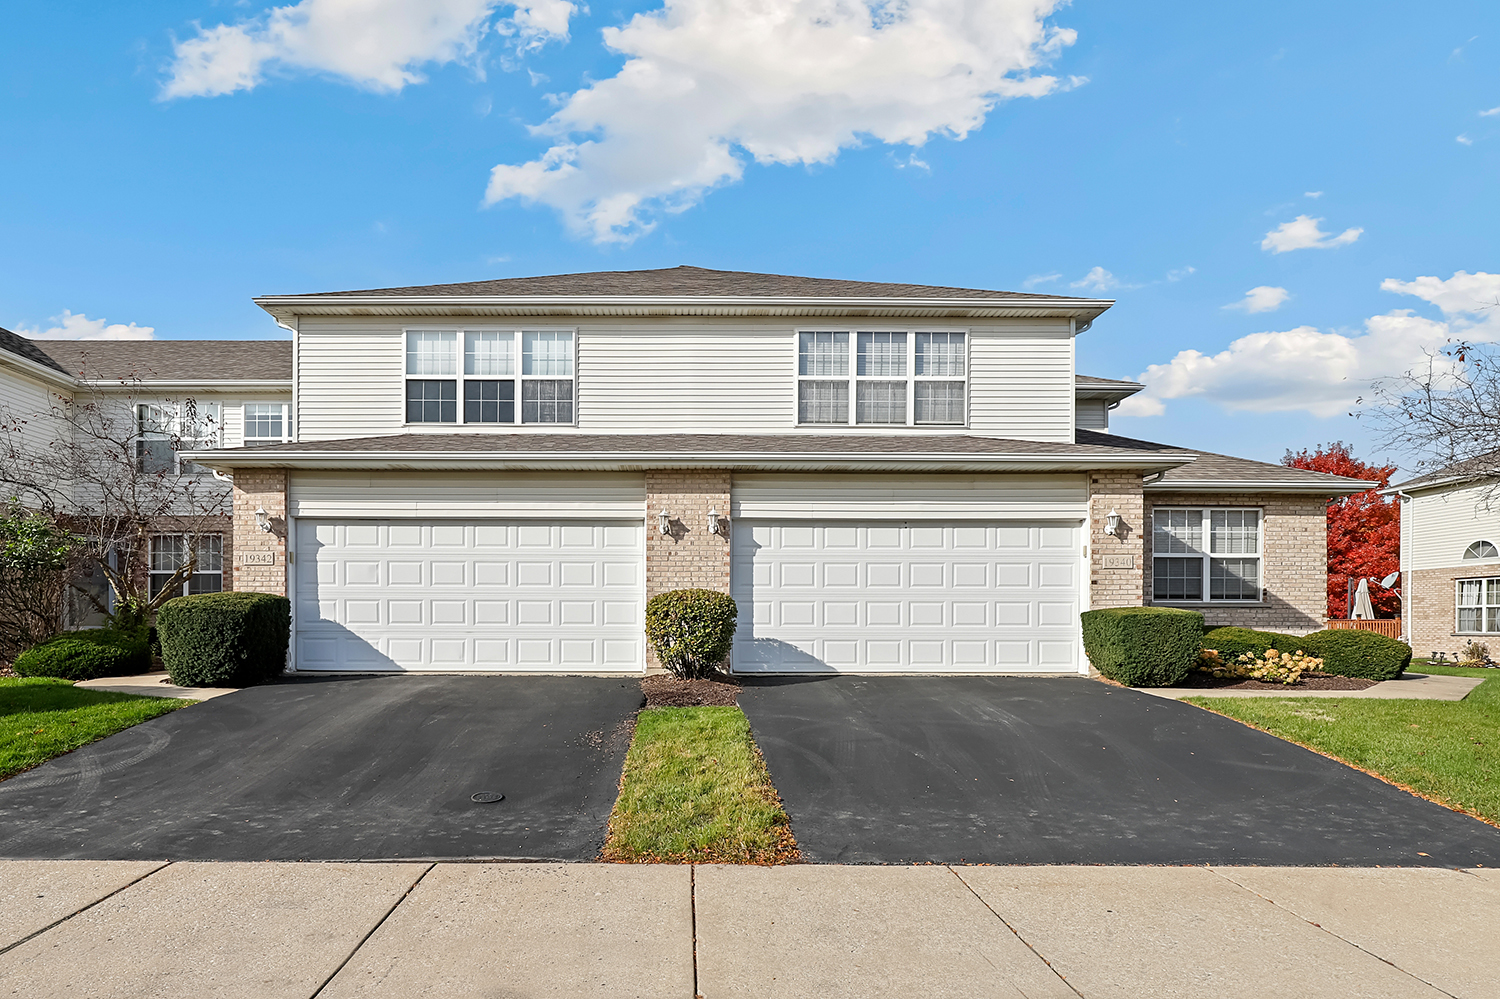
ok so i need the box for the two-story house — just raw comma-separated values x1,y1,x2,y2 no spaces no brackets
3,267,1372,674
1386,458,1500,658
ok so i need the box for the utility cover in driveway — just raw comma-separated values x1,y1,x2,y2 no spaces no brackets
0,676,642,861
738,675,1500,866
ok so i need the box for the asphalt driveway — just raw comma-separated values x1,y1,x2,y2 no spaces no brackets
0,675,643,861
738,675,1500,866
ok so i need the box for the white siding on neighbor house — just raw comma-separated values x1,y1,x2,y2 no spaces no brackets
292,316,1078,443
1407,483,1500,571
0,365,67,456
1075,398,1109,431
730,472,1089,520
287,471,646,519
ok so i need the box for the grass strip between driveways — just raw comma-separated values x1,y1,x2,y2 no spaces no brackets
0,677,189,781
602,705,800,864
1184,663,1500,827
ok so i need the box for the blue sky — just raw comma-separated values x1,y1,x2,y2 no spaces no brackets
1,0,1496,465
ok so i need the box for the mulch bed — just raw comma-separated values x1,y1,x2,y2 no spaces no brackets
641,672,741,707
1178,672,1378,691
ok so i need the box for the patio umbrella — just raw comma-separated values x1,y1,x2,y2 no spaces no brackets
1352,577,1376,619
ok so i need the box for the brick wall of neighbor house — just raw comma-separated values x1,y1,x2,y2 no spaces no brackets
643,469,731,671
1089,472,1145,608
230,469,288,595
1409,565,1500,658
1144,491,1327,634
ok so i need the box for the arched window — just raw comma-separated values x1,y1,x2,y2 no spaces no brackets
1463,541,1499,560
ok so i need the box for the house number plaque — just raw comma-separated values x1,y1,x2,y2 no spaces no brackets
240,551,277,566
1101,555,1135,569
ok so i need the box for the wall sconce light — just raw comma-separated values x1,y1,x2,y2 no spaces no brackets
708,508,726,537
255,506,273,533
658,510,672,536
1104,509,1122,538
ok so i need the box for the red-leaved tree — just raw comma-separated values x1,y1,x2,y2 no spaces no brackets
1282,442,1400,618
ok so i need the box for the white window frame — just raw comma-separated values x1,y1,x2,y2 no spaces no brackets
402,327,578,427
1462,540,1499,561
137,401,221,475
794,328,969,428
1150,506,1264,604
242,401,292,444
148,533,224,599
1456,578,1500,634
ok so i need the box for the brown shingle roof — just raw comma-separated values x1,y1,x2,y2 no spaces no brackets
1077,430,1375,491
1388,453,1500,492
34,340,291,381
289,265,1096,301
0,327,68,374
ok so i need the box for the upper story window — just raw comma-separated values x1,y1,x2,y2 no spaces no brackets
137,401,220,475
1152,508,1262,602
244,402,291,444
405,329,574,426
1463,540,1499,561
796,330,966,427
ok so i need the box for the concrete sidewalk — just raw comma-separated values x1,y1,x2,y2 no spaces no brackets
75,671,238,701
1137,670,1485,701
1,862,1495,998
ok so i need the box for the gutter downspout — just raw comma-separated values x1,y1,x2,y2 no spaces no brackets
1393,490,1412,647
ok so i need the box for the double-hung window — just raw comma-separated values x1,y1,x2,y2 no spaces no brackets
405,329,574,425
136,402,220,474
796,330,967,426
1457,579,1500,633
243,402,291,444
1152,508,1262,602
149,534,223,599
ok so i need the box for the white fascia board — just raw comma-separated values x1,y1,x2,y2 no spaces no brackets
82,379,293,393
0,351,77,391
1146,478,1376,495
1379,475,1494,496
185,449,1194,475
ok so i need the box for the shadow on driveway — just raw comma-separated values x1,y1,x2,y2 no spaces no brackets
0,675,643,861
737,674,1500,866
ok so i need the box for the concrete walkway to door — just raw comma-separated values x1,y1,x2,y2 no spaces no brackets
2,860,1497,998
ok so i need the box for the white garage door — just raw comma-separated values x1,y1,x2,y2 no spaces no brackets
293,519,643,672
730,520,1082,673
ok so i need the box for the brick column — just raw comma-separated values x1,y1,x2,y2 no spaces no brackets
643,469,732,672
231,469,288,596
1089,472,1145,608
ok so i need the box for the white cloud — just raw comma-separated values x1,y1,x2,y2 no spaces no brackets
16,311,155,341
1457,133,1474,145
161,0,572,98
1481,106,1500,117
1070,266,1121,292
1022,272,1061,289
1260,214,1363,253
1166,265,1196,282
485,0,1080,242
1304,190,1323,198
1223,285,1290,314
1118,271,1500,419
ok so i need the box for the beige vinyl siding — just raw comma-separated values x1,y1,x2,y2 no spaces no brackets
731,472,1088,519
292,316,1077,442
967,326,1075,442
1407,483,1500,571
0,365,67,456
288,470,646,519
1075,398,1109,431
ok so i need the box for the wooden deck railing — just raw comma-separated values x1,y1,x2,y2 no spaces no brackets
1326,619,1402,639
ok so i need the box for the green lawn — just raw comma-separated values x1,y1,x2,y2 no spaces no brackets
602,706,799,864
0,677,189,781
1185,663,1500,825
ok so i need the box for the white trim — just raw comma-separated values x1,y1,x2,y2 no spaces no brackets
1147,479,1374,495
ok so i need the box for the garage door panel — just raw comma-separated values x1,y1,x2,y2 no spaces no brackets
732,520,1080,673
295,519,643,672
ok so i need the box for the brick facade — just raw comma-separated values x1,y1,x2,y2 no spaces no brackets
1408,565,1499,659
230,469,288,596
1088,472,1145,608
643,469,732,672
1143,490,1326,634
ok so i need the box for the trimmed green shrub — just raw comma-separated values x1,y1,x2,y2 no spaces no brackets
66,627,152,675
13,637,132,681
644,588,738,680
1201,627,1308,661
1296,629,1412,681
1080,606,1204,687
157,592,291,688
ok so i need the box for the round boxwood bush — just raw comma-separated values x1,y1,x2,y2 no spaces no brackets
644,588,738,679
13,636,133,681
1080,606,1204,687
157,592,291,688
66,627,152,675
1296,629,1411,681
1201,627,1310,661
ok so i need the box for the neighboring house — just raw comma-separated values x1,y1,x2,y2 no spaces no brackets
2,267,1372,674
1386,458,1500,658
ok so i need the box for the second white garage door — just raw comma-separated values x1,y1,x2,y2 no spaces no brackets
293,519,643,672
730,520,1082,673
